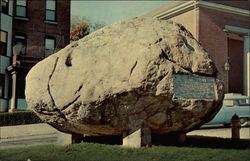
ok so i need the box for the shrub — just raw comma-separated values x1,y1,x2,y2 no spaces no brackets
70,23,90,41
0,110,43,126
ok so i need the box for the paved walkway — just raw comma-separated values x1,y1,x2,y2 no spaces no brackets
0,123,249,149
188,125,250,139
0,124,58,149
0,123,57,139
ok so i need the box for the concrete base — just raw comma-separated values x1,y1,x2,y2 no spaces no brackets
176,132,187,143
123,128,151,148
57,132,83,145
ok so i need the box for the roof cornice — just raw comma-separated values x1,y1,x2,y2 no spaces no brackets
197,1,250,17
225,25,250,36
153,0,250,19
154,1,195,19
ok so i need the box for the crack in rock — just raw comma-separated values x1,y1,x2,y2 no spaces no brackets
152,25,194,75
75,84,83,95
129,60,137,80
61,95,81,111
61,84,83,112
48,57,59,107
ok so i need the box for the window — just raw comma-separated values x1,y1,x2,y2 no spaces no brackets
1,0,9,14
238,99,250,106
0,74,5,98
0,30,7,56
16,0,27,17
45,37,56,57
13,34,27,55
45,0,56,21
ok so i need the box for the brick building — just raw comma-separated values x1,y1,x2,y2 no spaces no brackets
0,0,70,112
144,0,250,96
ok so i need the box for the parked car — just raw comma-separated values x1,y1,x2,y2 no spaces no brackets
206,93,250,126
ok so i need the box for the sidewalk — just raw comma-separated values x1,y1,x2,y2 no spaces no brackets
0,123,58,149
1,123,249,149
188,126,250,139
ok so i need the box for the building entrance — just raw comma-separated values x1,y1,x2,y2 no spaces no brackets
228,38,244,94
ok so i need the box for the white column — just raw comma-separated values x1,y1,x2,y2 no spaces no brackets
243,35,250,96
9,71,17,112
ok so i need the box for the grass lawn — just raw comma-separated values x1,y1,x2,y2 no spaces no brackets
0,143,249,161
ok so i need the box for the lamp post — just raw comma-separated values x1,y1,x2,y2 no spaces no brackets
223,29,230,93
224,58,230,71
224,57,230,94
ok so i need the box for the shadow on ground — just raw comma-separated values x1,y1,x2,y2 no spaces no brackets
153,135,250,149
81,135,250,149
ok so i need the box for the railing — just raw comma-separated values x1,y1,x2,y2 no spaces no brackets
12,54,44,68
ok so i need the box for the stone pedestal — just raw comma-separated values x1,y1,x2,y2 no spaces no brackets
123,128,151,148
176,132,187,143
57,132,83,145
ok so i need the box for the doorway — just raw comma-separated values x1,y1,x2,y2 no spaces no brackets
228,38,244,94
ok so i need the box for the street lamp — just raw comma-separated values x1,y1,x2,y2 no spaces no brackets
224,57,230,71
223,29,230,71
224,61,230,71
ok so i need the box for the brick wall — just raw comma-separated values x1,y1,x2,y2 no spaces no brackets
199,7,249,93
13,0,70,58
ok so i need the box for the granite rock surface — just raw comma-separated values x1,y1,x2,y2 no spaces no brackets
25,17,224,136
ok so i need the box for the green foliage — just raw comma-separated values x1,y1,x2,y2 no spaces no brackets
71,15,106,30
90,21,106,32
70,23,90,41
71,15,106,32
71,15,88,28
0,143,249,161
0,110,43,126
70,15,106,41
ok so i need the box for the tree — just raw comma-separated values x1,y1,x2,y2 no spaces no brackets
71,15,89,28
70,15,106,41
90,22,106,32
70,23,90,41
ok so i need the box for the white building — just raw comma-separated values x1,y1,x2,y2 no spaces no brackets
0,0,13,111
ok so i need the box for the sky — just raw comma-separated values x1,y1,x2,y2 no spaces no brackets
71,1,168,25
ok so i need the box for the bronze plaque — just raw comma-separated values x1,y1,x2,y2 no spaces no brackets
173,74,216,99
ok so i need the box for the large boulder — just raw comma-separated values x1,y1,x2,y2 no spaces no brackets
25,17,224,136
